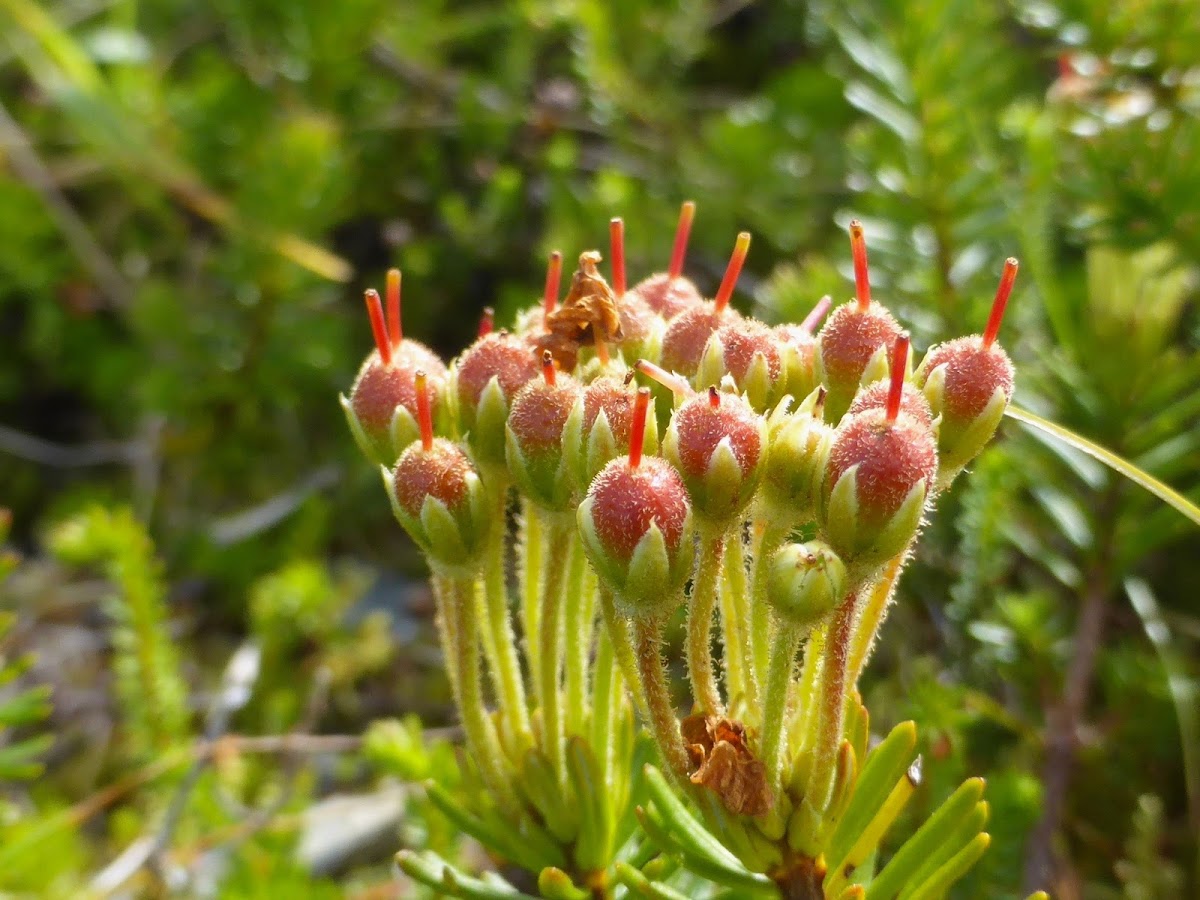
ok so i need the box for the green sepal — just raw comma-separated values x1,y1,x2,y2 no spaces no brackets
936,386,1009,485
340,393,391,466
468,376,512,469
389,404,421,462
520,746,579,843
506,424,575,511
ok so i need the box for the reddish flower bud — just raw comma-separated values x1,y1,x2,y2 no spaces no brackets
505,352,583,509
453,332,540,468
629,201,703,319
343,283,448,466
578,388,694,614
663,387,765,523
384,373,489,574
815,224,902,422
565,375,659,493
659,232,751,377
846,334,934,431
697,317,785,412
915,260,1018,478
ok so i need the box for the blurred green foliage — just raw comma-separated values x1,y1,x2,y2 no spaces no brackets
0,0,1197,897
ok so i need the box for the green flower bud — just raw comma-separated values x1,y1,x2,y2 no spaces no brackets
763,392,835,526
383,438,490,576
767,541,847,629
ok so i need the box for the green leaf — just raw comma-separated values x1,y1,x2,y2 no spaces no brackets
613,861,693,900
867,779,986,900
900,833,991,899
396,850,541,900
1006,405,1200,529
826,721,918,867
424,782,565,873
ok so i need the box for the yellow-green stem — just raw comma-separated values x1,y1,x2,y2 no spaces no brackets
539,515,572,784
483,479,532,751
687,525,727,716
431,575,460,699
448,577,519,810
721,525,758,709
846,552,906,688
563,532,591,737
760,621,804,801
518,498,543,696
749,516,789,692
633,614,690,778
598,588,648,721
804,593,856,814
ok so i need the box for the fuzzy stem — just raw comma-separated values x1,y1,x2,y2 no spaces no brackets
599,588,649,721
539,515,573,783
804,593,857,813
633,614,690,777
845,553,906,688
518,499,543,697
687,525,727,716
591,623,619,861
761,621,804,802
749,514,789,694
563,531,591,737
430,575,461,699
448,577,519,810
482,479,532,751
720,525,758,709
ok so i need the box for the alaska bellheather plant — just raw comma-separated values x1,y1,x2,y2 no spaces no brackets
342,213,1027,899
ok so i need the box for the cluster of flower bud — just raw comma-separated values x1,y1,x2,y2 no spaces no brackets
341,211,1018,622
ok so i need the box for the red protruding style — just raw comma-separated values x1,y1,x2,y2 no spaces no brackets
629,387,651,469
415,370,433,452
635,358,694,399
386,268,402,347
849,220,871,311
669,201,696,279
886,333,910,425
364,288,392,366
983,258,1019,349
478,306,495,337
708,385,721,409
541,349,557,386
801,295,833,334
595,336,610,365
714,231,751,313
610,217,626,297
543,251,563,323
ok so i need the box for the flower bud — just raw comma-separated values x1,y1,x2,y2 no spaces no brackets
767,541,846,629
384,437,490,576
563,375,659,494
846,335,934,431
453,332,540,468
814,223,902,422
663,387,765,524
819,408,937,568
628,201,703,320
774,297,831,405
342,280,448,465
915,260,1018,479
659,231,751,378
505,353,583,510
697,318,785,412
763,394,834,525
578,389,694,615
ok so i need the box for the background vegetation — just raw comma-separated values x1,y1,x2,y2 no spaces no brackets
1,0,1197,896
